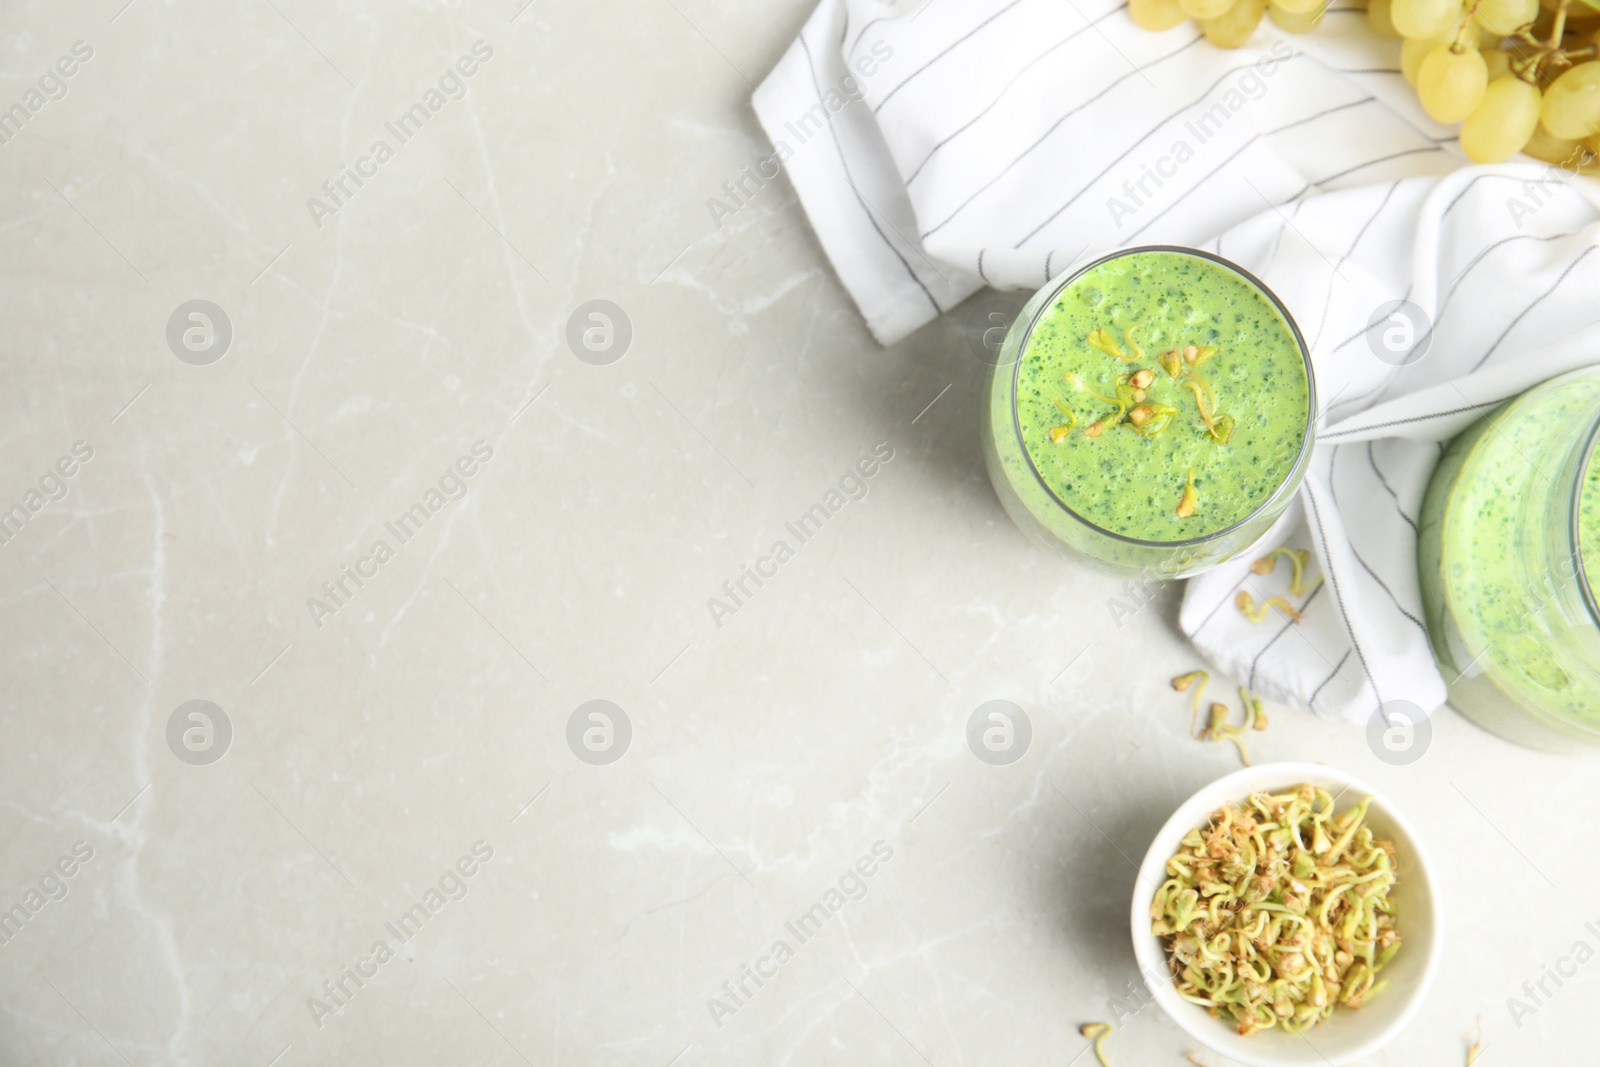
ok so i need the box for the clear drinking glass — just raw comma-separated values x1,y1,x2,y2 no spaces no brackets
980,246,1316,578
1417,366,1600,750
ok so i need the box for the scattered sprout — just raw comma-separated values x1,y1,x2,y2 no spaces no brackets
1078,1022,1114,1067
1252,547,1318,596
1174,679,1266,765
1173,670,1210,736
1237,591,1306,624
1204,702,1251,765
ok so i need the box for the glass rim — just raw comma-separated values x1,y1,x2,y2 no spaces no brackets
1006,244,1318,550
1569,407,1600,630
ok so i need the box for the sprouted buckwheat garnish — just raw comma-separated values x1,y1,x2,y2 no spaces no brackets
1088,326,1138,363
1078,1022,1114,1066
1150,785,1402,1036
1049,397,1078,442
1177,467,1198,519
1079,323,1239,510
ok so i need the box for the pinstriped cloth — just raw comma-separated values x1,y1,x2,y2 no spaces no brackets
753,0,1600,721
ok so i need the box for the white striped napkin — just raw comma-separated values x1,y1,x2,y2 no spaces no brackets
753,0,1600,722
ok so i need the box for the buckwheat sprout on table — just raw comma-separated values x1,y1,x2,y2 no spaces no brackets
1238,547,1324,622
1077,1022,1114,1066
1173,673,1265,765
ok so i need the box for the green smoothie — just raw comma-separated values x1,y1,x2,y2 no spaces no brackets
1417,369,1600,747
983,248,1313,575
1580,439,1600,604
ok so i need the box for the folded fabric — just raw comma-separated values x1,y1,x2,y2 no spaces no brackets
753,0,1600,722
1178,175,1600,722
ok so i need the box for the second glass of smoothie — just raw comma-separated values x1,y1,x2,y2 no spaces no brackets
982,246,1315,578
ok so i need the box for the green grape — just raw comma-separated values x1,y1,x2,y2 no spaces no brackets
1272,0,1322,14
1483,46,1513,81
1541,61,1600,139
1181,0,1238,20
1523,120,1583,162
1131,0,1192,31
1270,0,1326,31
1418,44,1488,121
1202,0,1268,44
1403,19,1480,84
1461,75,1543,160
1392,0,1461,38
1403,33,1452,83
1473,0,1538,35
1369,0,1402,35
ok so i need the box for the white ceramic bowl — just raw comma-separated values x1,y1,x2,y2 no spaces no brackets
1129,762,1441,1066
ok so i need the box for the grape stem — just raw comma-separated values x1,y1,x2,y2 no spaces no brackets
1509,0,1599,83
1549,0,1570,51
1452,0,1481,52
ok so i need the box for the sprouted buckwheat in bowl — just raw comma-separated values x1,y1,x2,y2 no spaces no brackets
1130,763,1441,1067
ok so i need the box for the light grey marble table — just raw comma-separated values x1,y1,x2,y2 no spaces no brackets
0,1,1592,1064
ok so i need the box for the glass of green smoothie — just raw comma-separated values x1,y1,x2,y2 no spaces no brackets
982,246,1315,578
1417,366,1600,751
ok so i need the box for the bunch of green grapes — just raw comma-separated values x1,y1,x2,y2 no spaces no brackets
1129,0,1600,167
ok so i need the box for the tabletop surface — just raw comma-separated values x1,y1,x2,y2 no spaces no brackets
0,1,1592,1064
